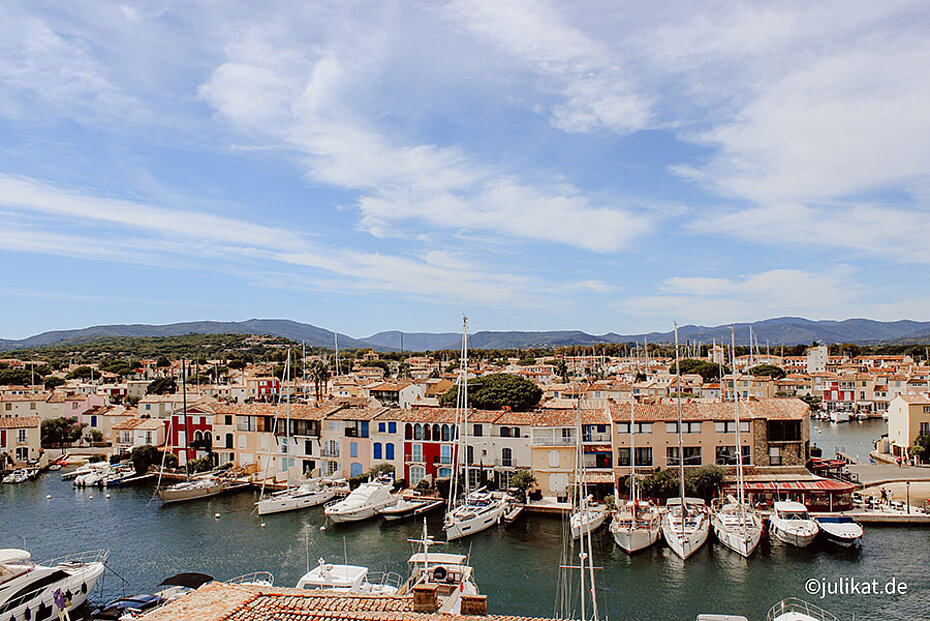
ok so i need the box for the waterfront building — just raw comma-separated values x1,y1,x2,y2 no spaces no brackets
112,418,165,455
82,404,131,442
327,405,388,478
529,410,582,501
0,415,40,465
367,380,425,409
385,407,458,487
887,393,930,460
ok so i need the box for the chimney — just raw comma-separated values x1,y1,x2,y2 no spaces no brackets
460,594,488,616
413,584,439,613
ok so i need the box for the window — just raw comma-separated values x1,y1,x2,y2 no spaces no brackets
386,443,394,460
424,425,432,441
466,445,474,465
226,433,234,449
4,404,10,411
715,446,751,465
439,467,452,479
414,424,423,440
500,427,511,438
411,443,423,462
409,465,426,486
769,446,782,466
617,447,652,467
361,421,369,438
389,422,397,434
767,420,802,442
29,402,36,410
225,415,232,425
667,446,702,466
473,424,483,437
666,422,700,434
441,424,450,441
512,427,521,438
715,421,751,434
373,442,382,459
18,429,28,443
405,424,413,440
501,447,512,467
548,450,559,468
921,422,930,437
378,422,386,433
440,444,452,464
350,442,358,458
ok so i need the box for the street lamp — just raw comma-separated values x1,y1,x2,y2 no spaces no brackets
906,481,911,515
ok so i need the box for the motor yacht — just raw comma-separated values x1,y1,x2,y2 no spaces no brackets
711,496,765,557
815,516,863,547
256,479,337,516
770,501,820,547
1,469,31,485
0,548,107,621
296,559,401,594
661,497,710,559
766,598,841,621
610,500,662,554
324,475,397,523
443,489,508,541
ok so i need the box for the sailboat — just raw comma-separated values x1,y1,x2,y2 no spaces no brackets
610,347,661,553
661,323,710,559
158,360,227,504
569,397,607,539
711,328,764,557
443,317,507,541
256,352,336,515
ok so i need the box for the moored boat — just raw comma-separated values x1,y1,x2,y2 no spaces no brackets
611,500,661,554
815,516,863,547
377,497,444,521
770,501,819,547
257,479,338,516
296,558,401,594
324,475,398,523
0,548,108,621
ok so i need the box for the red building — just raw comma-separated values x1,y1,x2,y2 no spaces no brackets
163,404,215,463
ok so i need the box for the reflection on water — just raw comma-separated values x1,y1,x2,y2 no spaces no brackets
810,418,886,462
3,448,928,621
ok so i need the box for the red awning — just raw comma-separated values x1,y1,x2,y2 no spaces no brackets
722,479,854,494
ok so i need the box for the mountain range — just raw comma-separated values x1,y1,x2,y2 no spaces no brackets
3,317,930,352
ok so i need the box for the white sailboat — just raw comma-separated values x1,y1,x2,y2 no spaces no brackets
661,323,710,560
256,353,336,515
443,317,507,541
610,351,661,554
570,398,607,539
711,328,764,558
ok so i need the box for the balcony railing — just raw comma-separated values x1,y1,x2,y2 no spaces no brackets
582,432,612,443
532,436,575,446
320,448,340,458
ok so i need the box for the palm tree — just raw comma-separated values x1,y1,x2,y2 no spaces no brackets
306,360,331,401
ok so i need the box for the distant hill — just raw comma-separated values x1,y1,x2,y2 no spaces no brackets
3,317,930,352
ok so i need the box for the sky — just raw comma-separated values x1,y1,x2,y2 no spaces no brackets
2,1,930,340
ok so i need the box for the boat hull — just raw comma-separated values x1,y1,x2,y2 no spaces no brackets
662,512,709,559
257,489,336,515
611,525,660,554
772,523,819,548
325,498,396,523
0,561,105,621
570,508,608,539
444,501,507,541
158,481,225,503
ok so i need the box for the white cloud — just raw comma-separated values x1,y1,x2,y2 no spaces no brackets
199,32,651,252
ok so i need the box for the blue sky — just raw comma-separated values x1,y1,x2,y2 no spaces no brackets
2,1,930,339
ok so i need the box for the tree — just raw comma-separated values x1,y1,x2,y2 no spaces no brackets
669,359,729,382
88,429,104,443
911,435,930,465
685,465,725,501
155,356,171,368
517,357,536,366
147,377,177,395
306,359,331,401
0,368,35,385
131,444,176,474
439,373,543,411
396,361,411,379
41,417,86,448
509,469,537,502
66,366,94,381
747,364,787,380
44,376,66,390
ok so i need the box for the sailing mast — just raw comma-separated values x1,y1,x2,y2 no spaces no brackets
181,359,190,479
674,324,686,515
447,317,469,512
462,317,470,500
334,332,340,377
730,328,746,525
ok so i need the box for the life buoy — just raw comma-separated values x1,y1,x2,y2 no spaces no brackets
432,566,447,582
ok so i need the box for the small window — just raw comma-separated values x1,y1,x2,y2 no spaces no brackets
373,442,382,459
473,424,483,437
350,442,358,458
386,443,394,460
388,422,397,434
378,422,386,433
548,450,559,468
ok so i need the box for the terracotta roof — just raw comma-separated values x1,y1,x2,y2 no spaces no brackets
897,394,930,405
377,407,459,423
215,402,342,421
141,582,557,621
326,406,389,421
0,416,39,429
0,393,48,402
610,398,808,422
499,408,609,427
369,380,414,392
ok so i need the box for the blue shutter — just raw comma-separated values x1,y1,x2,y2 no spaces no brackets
386,443,394,460
389,422,396,434
374,442,382,459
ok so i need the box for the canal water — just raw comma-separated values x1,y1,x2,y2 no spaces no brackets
2,421,927,621
810,418,885,462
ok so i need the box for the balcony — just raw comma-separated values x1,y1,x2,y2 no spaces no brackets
320,448,340,458
532,436,575,446
582,432,612,443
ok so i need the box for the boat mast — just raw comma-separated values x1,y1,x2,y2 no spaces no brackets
182,359,190,480
334,332,340,378
286,349,292,487
731,328,745,523
462,316,470,499
630,345,639,519
674,324,686,515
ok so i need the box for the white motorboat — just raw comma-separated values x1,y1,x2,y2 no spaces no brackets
610,500,662,554
256,479,337,516
1,469,30,485
396,521,481,614
443,489,508,541
377,497,445,521
296,558,400,595
829,411,851,423
0,548,108,621
158,476,226,503
74,463,110,487
766,598,841,621
770,501,819,547
662,497,710,559
227,571,275,586
712,496,764,558
815,516,863,547
570,500,608,539
324,475,398,523
61,464,96,481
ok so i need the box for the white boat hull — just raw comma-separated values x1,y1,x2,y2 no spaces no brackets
662,510,709,559
257,489,336,515
0,560,105,621
712,516,764,558
772,523,819,548
444,500,507,541
611,524,661,554
158,480,225,503
570,507,608,539
325,498,396,523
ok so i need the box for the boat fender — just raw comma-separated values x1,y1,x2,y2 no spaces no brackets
81,582,88,594
432,566,447,582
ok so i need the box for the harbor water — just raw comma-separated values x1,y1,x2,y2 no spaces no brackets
2,422,927,621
